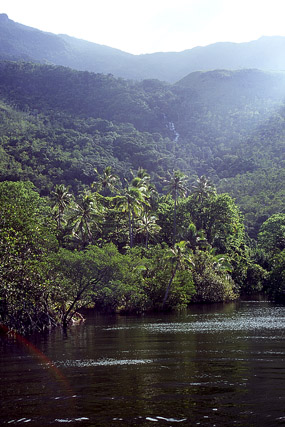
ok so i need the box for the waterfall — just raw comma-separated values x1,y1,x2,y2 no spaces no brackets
167,121,180,142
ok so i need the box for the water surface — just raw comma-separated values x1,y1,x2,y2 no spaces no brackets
0,301,284,426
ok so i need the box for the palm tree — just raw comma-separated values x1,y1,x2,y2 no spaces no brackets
133,168,159,213
137,213,161,249
162,241,194,307
50,184,72,231
71,192,103,248
136,167,150,184
192,175,216,203
116,182,148,248
163,170,189,244
92,166,120,196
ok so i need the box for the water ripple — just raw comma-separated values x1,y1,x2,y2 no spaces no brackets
54,418,89,423
146,416,187,422
147,317,284,333
56,358,153,368
105,315,284,334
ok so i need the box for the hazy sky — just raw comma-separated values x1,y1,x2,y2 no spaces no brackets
1,0,285,54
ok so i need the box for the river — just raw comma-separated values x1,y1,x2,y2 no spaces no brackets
0,301,284,426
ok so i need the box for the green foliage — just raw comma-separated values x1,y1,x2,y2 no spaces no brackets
92,248,148,313
142,244,195,310
245,263,269,294
163,170,189,244
267,250,285,302
218,169,285,238
192,175,216,203
70,191,104,248
0,181,57,333
1,59,285,330
184,192,245,254
3,170,281,334
0,62,284,240
48,244,132,325
258,213,285,254
256,214,285,302
192,251,238,303
92,166,120,196
136,213,161,248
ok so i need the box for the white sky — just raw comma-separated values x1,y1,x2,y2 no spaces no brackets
1,0,285,54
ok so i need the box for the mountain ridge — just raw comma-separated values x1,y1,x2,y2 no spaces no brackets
1,14,285,81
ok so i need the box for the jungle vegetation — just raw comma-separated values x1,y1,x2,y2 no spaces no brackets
0,62,284,333
0,172,283,334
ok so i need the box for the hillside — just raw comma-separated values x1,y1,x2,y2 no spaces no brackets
0,61,180,194
0,13,132,73
173,69,285,235
1,14,285,82
0,61,284,236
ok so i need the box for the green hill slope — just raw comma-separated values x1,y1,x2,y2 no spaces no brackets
0,62,284,236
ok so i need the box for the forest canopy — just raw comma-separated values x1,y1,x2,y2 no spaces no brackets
0,170,280,333
0,62,284,333
0,62,284,237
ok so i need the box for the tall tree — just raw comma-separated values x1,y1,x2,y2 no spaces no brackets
116,182,148,248
258,213,285,254
192,175,216,203
71,192,103,248
50,184,72,234
92,166,120,196
163,170,188,244
137,213,161,249
162,241,194,307
0,181,57,333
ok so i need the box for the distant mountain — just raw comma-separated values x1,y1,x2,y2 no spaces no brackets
1,13,285,82
0,13,133,72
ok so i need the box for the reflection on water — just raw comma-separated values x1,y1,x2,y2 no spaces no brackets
57,358,154,367
0,301,284,426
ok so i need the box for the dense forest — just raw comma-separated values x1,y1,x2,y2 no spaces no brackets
0,62,284,235
0,61,284,334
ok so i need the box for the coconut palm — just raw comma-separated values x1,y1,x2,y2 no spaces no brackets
71,192,103,248
50,184,72,231
133,168,159,213
136,167,150,184
92,166,120,196
192,175,216,203
136,213,161,249
116,180,149,248
162,241,194,307
163,170,189,244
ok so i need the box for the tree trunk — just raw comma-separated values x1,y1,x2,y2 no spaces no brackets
162,262,178,308
173,195,177,245
128,210,133,248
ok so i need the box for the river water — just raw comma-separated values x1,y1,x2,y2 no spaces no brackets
0,301,284,426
